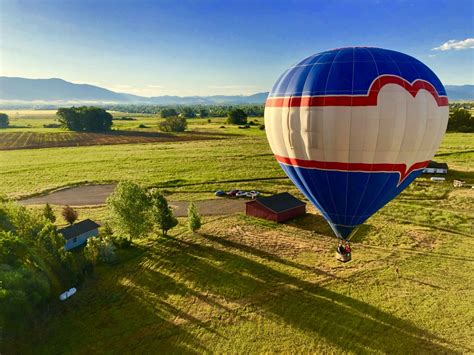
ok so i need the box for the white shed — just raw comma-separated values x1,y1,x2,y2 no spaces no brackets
59,219,100,251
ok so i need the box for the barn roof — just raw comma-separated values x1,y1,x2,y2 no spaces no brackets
427,161,448,169
249,192,306,213
59,219,100,240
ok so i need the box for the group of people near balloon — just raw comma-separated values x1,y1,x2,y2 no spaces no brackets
337,241,351,256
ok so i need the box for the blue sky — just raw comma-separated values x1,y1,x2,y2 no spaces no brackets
1,0,473,96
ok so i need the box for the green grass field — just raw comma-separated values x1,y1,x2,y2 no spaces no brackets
1,110,473,353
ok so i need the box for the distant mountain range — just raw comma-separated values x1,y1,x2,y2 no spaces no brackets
0,77,268,106
0,77,473,106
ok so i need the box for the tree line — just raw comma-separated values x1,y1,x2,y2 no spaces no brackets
101,104,265,117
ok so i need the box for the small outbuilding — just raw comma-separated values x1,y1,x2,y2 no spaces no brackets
423,161,448,174
59,219,100,251
245,192,306,222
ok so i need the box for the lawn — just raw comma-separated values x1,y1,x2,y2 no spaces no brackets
4,209,473,353
0,111,473,353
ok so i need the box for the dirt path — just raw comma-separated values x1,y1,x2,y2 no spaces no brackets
20,184,246,216
21,184,118,206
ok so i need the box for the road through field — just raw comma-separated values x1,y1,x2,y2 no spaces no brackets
20,184,246,216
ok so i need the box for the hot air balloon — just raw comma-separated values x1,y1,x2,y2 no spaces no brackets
265,47,449,244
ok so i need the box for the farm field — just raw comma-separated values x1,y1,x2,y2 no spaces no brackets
0,130,230,150
1,110,473,353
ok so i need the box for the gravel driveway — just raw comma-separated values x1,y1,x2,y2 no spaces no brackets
20,184,246,216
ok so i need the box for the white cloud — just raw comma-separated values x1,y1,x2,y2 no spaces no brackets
432,38,474,51
147,84,164,88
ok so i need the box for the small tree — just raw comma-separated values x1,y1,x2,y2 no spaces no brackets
149,189,178,236
226,109,247,125
107,181,152,241
62,205,78,225
43,203,56,223
0,113,9,128
187,202,202,232
159,116,187,132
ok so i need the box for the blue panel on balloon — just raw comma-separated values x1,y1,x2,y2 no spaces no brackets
268,47,447,98
279,164,423,239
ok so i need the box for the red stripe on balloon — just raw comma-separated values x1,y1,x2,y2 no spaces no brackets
274,154,430,184
265,75,449,108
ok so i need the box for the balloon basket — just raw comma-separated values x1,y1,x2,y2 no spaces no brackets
336,251,351,262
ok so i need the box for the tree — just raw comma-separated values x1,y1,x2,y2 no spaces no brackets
448,108,474,132
227,109,247,125
159,116,187,132
187,202,202,232
198,108,209,118
42,203,56,223
148,189,177,236
0,113,9,128
62,205,78,225
57,106,113,132
107,181,152,241
180,107,196,118
160,108,178,118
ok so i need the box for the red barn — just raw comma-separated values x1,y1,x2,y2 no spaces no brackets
245,192,306,222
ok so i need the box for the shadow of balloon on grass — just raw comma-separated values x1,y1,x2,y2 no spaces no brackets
122,232,459,353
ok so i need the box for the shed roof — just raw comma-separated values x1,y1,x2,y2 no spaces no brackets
427,161,448,169
59,219,100,240
248,192,306,213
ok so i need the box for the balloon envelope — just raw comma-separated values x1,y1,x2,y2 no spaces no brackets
265,47,448,239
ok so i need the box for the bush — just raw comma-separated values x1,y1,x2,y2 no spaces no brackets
112,236,132,248
259,124,265,130
43,123,62,128
159,116,187,132
187,202,202,232
227,109,247,125
138,124,148,128
0,113,9,128
85,236,117,264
